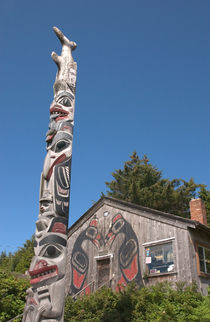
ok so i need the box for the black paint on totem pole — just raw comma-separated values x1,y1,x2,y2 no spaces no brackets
39,235,67,247
54,157,71,218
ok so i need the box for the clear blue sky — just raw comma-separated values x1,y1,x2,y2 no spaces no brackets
0,0,209,253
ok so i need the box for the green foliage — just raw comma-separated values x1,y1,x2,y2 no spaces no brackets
0,237,33,320
11,237,35,273
64,282,210,322
64,285,136,322
105,152,209,222
199,186,210,226
0,236,34,274
0,251,13,272
0,270,29,322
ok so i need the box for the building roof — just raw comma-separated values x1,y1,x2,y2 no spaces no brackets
68,196,210,237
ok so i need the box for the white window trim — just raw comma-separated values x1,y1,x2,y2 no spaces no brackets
143,238,176,276
94,254,113,260
142,237,175,247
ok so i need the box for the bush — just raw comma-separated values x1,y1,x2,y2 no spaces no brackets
0,270,29,322
64,282,210,322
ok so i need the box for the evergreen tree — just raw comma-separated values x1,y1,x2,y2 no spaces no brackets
0,236,34,274
0,251,7,264
105,152,209,221
11,236,34,273
199,187,210,226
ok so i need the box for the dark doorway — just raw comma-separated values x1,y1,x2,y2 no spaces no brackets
97,258,110,288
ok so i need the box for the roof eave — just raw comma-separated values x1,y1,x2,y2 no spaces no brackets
68,196,210,236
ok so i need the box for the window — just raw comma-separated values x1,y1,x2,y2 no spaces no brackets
197,245,210,275
145,242,174,275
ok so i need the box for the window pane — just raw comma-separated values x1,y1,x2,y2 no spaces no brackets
145,242,174,275
198,246,205,273
204,247,210,274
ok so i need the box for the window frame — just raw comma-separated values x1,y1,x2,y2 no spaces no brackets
143,237,176,277
94,254,113,288
195,242,210,278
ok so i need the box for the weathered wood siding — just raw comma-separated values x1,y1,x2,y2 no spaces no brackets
65,198,210,296
188,228,210,295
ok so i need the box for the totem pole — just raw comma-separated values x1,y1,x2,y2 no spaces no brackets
23,27,77,322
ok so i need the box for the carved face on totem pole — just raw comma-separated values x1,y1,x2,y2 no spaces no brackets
23,27,77,322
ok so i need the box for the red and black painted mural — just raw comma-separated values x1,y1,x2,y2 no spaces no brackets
70,213,143,295
71,217,103,295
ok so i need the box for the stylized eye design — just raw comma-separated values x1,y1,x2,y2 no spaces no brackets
112,218,124,234
54,140,70,153
40,201,51,208
72,251,88,273
42,245,61,258
57,96,71,107
86,226,97,239
120,239,137,267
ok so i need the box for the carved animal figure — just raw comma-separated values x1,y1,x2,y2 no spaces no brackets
23,27,77,322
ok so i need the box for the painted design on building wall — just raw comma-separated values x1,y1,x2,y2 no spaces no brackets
71,217,103,295
105,213,142,291
23,27,77,322
70,213,143,295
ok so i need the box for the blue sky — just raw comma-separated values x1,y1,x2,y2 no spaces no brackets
0,0,209,253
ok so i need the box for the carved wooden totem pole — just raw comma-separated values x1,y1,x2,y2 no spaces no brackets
23,27,77,322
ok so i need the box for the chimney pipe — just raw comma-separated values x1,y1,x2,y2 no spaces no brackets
189,198,207,226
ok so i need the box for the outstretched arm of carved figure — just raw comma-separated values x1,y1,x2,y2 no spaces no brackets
51,26,77,92
51,27,77,67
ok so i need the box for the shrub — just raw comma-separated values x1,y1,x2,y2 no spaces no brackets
64,282,210,322
0,270,29,322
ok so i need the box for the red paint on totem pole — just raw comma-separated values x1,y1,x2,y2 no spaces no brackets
51,222,66,234
122,254,138,281
50,105,70,122
56,115,70,121
46,134,55,142
73,268,86,289
46,153,66,180
29,262,58,285
50,106,69,115
29,298,38,305
112,214,122,223
61,125,72,133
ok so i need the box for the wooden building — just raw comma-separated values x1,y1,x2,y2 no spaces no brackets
65,197,210,297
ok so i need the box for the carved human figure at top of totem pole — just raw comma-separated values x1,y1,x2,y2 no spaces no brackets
23,27,77,322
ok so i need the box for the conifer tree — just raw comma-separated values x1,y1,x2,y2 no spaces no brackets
105,152,209,221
